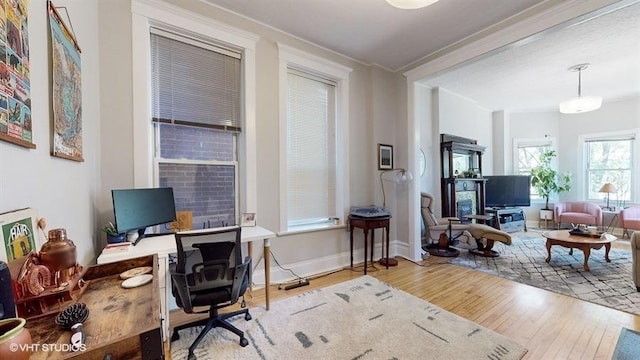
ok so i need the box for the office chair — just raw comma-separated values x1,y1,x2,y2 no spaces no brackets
170,226,252,359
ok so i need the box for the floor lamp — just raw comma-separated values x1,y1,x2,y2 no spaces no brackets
379,168,413,266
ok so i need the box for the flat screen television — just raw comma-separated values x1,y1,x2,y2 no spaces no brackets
485,175,531,208
111,187,176,245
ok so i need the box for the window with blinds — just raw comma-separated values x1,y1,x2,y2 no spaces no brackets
150,29,241,132
585,135,635,201
286,70,337,226
150,29,241,229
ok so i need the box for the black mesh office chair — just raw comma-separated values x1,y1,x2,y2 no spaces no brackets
170,226,252,359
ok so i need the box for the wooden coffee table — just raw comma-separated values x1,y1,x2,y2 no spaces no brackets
542,230,617,271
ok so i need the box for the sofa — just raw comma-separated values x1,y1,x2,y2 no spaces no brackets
620,206,640,239
632,231,640,291
554,202,602,229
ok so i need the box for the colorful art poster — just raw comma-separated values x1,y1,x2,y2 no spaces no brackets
0,208,38,262
49,1,82,162
0,0,32,148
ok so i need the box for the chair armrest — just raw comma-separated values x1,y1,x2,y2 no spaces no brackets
169,264,193,313
439,217,460,225
230,257,252,302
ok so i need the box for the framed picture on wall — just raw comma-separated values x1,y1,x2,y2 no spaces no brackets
378,144,393,170
241,213,256,227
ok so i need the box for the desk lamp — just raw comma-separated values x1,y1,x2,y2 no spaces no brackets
598,183,616,210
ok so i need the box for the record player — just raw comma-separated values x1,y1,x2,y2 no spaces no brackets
349,206,391,218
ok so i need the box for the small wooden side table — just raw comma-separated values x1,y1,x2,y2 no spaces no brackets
348,215,393,275
464,214,494,226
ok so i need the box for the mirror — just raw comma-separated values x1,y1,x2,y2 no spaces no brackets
418,149,426,177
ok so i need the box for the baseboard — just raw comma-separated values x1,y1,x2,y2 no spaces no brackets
251,239,408,286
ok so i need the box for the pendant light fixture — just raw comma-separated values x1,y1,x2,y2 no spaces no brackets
559,63,602,114
386,0,439,10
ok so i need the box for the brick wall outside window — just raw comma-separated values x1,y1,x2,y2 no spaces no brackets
158,124,236,229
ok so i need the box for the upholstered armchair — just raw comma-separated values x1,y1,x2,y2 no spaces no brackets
421,192,473,251
421,192,512,257
620,207,640,238
631,231,640,291
554,202,603,229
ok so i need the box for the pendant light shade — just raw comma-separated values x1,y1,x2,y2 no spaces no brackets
386,0,439,10
559,63,602,114
559,96,602,114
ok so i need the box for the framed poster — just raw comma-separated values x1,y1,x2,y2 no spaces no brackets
378,143,393,170
0,207,39,262
48,1,83,161
0,0,34,149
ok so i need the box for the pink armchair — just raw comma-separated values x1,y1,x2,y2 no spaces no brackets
554,202,602,229
620,207,640,238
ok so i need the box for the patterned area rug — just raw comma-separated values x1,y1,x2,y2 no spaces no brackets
171,276,527,360
449,231,640,315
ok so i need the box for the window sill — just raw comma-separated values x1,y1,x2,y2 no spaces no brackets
278,223,346,236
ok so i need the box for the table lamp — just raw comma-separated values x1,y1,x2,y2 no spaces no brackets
598,183,616,210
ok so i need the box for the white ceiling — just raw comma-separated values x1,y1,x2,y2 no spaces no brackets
424,1,640,112
203,0,640,112
203,0,546,71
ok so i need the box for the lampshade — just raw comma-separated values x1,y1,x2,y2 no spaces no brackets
598,183,616,194
379,168,413,207
386,0,439,10
559,63,602,114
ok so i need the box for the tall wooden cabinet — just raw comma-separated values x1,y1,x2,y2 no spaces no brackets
440,134,487,219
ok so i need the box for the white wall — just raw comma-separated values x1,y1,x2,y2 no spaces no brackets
435,87,494,175
495,95,640,223
93,0,404,280
0,0,99,265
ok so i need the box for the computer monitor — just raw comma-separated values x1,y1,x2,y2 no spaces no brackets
111,187,177,245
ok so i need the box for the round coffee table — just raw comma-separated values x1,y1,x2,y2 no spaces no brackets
542,230,617,271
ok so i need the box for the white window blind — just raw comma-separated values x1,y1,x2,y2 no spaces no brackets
150,30,242,131
286,71,337,224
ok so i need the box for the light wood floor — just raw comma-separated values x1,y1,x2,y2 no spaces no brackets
168,255,640,359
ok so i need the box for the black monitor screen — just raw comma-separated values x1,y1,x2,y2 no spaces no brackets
485,175,531,208
112,187,177,236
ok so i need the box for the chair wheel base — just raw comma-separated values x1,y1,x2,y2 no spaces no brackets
240,337,249,347
469,248,500,257
171,331,180,342
245,313,252,321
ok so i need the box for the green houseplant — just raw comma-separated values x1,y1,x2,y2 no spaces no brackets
102,222,126,243
530,150,572,210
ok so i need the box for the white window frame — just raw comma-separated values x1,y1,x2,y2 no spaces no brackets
131,0,258,214
277,43,352,234
512,137,556,203
579,129,638,203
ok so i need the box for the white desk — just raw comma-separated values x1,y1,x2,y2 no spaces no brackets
96,225,276,340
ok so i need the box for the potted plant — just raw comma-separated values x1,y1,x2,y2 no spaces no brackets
102,222,125,244
530,150,572,215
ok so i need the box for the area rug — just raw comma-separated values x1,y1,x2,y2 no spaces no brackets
612,327,640,360
449,232,640,315
171,275,527,360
